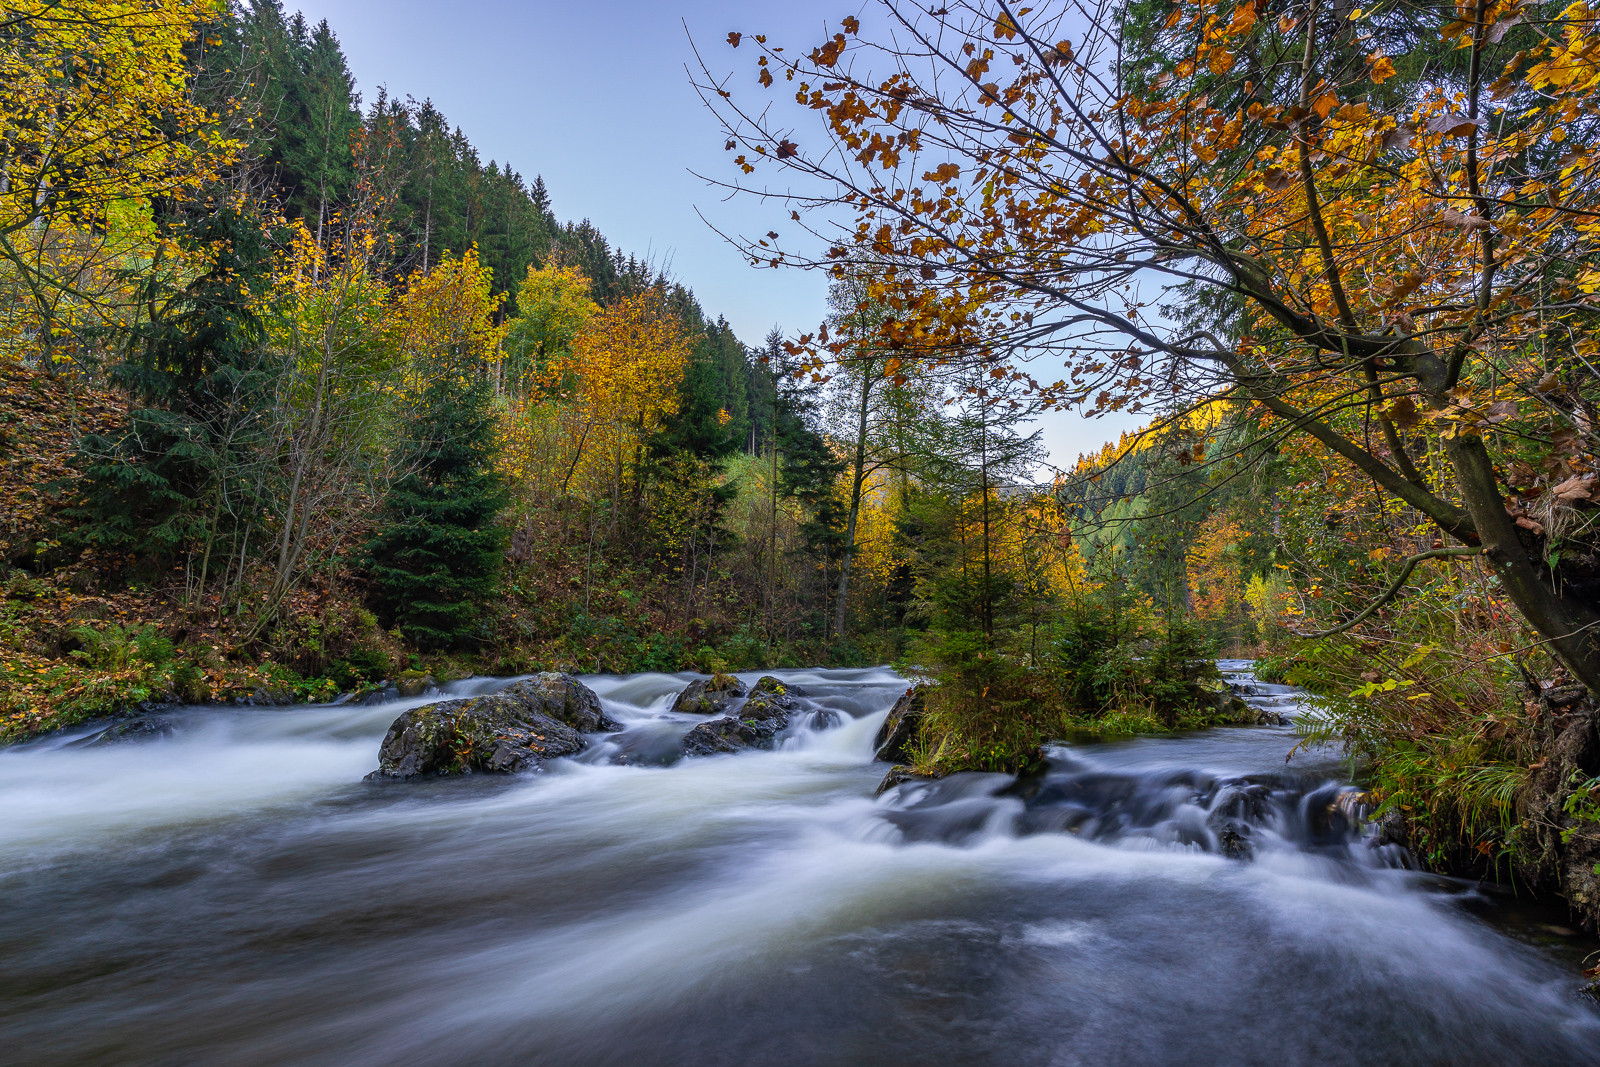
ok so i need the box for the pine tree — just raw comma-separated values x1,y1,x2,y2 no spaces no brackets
366,372,509,649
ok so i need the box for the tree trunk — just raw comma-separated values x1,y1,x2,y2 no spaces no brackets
1444,434,1600,693
834,368,874,638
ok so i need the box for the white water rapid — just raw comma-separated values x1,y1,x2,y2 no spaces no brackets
0,663,1596,1064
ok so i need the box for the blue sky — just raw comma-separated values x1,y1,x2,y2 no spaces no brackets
288,0,1141,468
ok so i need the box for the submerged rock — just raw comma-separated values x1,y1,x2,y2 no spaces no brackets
669,673,748,716
71,716,175,747
1215,823,1252,859
874,684,931,763
369,673,617,779
874,765,936,797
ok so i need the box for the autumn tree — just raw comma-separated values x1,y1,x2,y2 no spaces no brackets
545,287,694,502
702,0,1600,692
503,259,598,396
0,1,233,363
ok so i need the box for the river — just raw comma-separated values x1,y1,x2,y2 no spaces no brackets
1,662,1596,1064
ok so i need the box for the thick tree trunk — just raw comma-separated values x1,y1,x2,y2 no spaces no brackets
1445,434,1600,693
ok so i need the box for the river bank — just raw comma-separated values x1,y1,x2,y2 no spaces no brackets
1,664,1596,1063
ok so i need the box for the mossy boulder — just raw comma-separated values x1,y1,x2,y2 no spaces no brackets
395,670,437,698
369,673,617,779
742,676,801,718
1194,685,1281,725
682,712,785,756
670,672,748,716
680,676,812,756
874,684,931,763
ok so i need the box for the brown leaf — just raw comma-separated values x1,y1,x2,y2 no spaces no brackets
1262,168,1295,191
1427,112,1482,137
1485,16,1522,45
727,31,742,48
1386,397,1421,429
775,139,798,159
1381,126,1414,150
1485,399,1519,422
1535,371,1561,393
1552,474,1596,501
1441,206,1492,230
1515,515,1546,535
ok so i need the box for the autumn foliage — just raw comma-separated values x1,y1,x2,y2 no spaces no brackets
704,0,1600,690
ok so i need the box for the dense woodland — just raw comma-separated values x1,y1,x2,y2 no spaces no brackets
1,1,1598,924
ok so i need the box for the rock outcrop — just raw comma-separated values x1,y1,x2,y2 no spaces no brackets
1516,690,1600,931
369,673,617,779
874,684,931,763
669,673,748,716
681,676,797,756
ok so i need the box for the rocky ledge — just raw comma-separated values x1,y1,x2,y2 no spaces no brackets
369,672,618,779
682,676,802,756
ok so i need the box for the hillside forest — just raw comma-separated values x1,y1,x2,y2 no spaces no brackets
2,1,1599,924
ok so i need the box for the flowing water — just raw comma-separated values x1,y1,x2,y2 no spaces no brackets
1,662,1597,1065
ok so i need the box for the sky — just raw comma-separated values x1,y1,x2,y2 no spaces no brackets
287,0,1142,469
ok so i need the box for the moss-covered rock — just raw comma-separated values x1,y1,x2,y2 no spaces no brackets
682,714,783,756
395,670,436,698
369,672,616,779
669,672,748,716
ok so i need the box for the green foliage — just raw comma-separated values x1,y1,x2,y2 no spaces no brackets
68,199,271,560
367,372,509,649
1042,581,1217,725
910,630,1055,774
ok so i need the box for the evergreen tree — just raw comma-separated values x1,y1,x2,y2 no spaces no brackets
70,197,272,561
366,374,509,648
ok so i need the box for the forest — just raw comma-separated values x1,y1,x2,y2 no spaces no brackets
1,0,1598,938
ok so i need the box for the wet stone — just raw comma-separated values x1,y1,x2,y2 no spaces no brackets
368,672,616,779
670,673,748,716
71,716,175,748
874,684,931,763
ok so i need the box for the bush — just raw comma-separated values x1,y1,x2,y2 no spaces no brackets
1042,586,1217,725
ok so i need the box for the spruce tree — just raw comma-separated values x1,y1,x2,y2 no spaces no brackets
366,373,509,648
71,198,271,561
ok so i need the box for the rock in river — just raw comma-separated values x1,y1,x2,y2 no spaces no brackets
681,676,798,757
369,673,618,779
669,673,748,716
70,715,175,747
874,684,931,763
